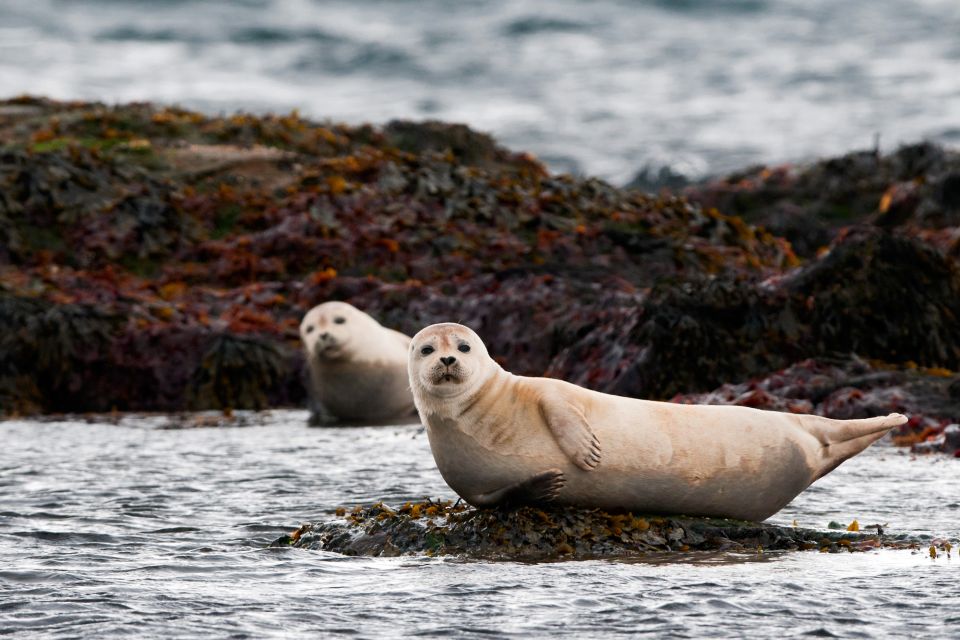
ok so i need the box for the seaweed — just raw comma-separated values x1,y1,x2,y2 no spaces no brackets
1,96,959,450
549,227,960,400
274,500,937,561
0,291,118,413
189,333,290,411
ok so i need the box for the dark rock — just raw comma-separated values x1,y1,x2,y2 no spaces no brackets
684,142,960,254
935,172,960,214
625,165,691,193
550,227,960,399
274,500,918,561
1,97,959,444
382,120,536,174
943,424,960,454
188,333,291,411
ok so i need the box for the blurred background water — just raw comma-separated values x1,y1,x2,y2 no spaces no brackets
1,0,959,183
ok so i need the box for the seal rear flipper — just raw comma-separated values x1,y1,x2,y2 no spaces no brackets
800,412,907,448
467,469,566,507
810,413,908,480
539,396,602,471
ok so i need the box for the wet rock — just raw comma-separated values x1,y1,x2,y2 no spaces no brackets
625,165,691,193
382,120,537,174
550,227,960,400
188,333,292,411
273,501,922,561
1,97,959,449
753,202,833,258
0,291,118,414
943,424,960,454
0,148,186,270
684,143,960,255
936,172,960,211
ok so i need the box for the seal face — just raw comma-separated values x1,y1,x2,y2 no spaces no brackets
408,323,907,521
299,301,416,425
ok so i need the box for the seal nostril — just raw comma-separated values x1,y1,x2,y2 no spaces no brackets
320,332,330,340
440,356,456,366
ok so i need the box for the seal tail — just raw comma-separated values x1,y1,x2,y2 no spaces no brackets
807,412,907,480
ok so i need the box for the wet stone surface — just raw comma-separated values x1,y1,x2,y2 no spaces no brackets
275,501,930,561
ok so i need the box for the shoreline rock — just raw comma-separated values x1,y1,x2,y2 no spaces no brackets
272,500,943,561
2,96,959,455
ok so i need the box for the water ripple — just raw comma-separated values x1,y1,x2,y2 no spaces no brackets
2,0,959,183
1,414,959,637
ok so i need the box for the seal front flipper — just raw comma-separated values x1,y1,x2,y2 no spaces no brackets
466,469,566,507
539,395,602,471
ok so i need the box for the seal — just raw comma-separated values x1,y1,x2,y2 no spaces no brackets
300,301,416,425
408,322,908,521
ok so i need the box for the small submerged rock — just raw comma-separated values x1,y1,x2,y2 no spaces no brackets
272,500,922,561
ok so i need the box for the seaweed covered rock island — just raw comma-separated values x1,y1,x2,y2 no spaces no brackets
1,96,958,453
272,500,945,561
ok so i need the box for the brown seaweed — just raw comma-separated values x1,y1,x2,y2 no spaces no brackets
1,97,959,452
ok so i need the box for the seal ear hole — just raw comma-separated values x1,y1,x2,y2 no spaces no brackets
334,316,346,324
420,345,435,356
458,344,471,353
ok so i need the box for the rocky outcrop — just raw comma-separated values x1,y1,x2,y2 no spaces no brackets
272,501,931,561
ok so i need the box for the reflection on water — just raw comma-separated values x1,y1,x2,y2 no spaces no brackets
1,412,958,637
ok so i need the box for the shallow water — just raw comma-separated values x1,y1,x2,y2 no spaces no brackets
2,0,959,182
1,411,958,638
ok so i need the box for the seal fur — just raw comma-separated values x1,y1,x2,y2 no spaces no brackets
300,301,416,425
408,322,907,521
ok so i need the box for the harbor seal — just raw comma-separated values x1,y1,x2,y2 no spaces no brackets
300,301,417,425
408,322,908,521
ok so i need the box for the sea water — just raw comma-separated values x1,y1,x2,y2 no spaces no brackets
1,0,959,183
2,412,959,637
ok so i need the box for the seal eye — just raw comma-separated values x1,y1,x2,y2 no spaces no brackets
458,344,471,353
420,345,435,356
334,317,346,324
305,326,315,334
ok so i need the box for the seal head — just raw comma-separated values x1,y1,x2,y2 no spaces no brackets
409,323,498,413
300,301,369,362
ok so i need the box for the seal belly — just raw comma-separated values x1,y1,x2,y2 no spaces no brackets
425,414,564,503
318,360,414,421
561,400,819,520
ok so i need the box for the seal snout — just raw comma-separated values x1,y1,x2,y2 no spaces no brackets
431,362,463,385
314,333,340,355
411,323,488,395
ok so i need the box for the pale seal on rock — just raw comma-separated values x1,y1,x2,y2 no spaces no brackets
300,301,417,425
408,322,908,521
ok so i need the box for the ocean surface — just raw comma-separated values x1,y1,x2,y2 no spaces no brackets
1,412,958,638
2,0,959,183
